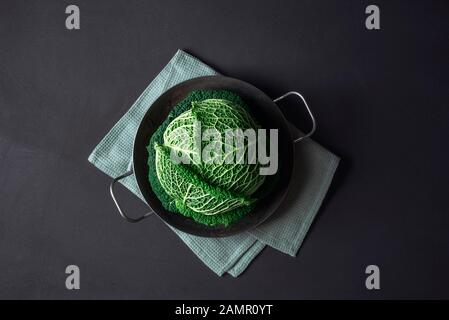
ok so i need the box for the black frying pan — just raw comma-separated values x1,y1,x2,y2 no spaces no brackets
110,76,315,237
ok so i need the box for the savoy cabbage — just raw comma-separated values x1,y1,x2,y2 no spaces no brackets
155,97,264,216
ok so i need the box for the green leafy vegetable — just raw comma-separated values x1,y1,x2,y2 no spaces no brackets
163,98,265,196
155,143,253,215
147,90,277,226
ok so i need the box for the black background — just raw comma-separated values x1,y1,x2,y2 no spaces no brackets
0,0,448,299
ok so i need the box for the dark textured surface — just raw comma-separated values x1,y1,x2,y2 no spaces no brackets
0,0,448,299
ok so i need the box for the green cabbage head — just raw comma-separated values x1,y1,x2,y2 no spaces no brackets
155,98,265,216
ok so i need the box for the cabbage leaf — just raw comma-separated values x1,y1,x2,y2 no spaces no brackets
155,144,253,215
156,98,264,216
163,99,265,196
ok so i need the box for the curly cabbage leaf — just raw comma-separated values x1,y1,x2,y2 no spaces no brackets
155,144,253,215
163,98,265,196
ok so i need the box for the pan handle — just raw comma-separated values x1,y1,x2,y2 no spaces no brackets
110,169,153,223
273,91,317,143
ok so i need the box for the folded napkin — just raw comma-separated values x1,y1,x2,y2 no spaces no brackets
88,50,339,277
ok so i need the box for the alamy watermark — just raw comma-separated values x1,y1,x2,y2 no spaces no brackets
65,5,80,30
365,5,380,30
65,265,80,290
365,265,380,290
169,121,279,176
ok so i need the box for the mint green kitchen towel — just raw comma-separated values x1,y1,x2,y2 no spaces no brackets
88,50,339,277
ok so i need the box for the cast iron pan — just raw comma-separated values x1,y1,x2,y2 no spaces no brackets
110,75,315,237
